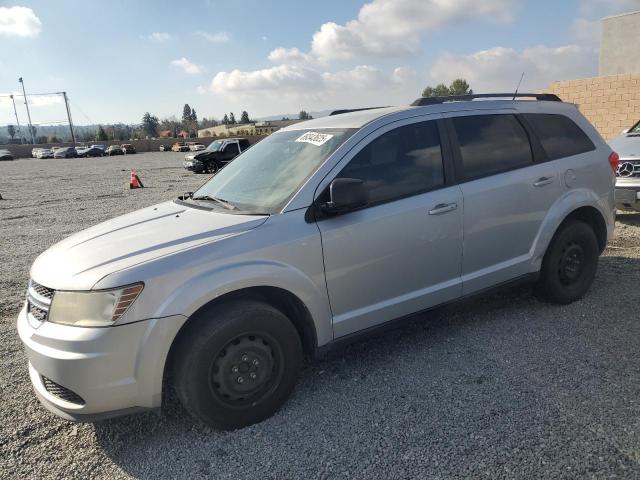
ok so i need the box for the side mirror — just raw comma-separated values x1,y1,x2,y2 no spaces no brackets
320,178,367,214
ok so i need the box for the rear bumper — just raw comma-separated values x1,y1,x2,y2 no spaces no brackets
17,305,187,422
615,181,640,211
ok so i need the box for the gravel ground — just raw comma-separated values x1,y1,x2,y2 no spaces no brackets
1,153,639,479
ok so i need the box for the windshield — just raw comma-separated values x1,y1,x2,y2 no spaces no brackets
205,140,224,152
190,128,355,214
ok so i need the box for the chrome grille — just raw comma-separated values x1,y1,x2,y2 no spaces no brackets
26,280,54,326
41,376,85,405
616,160,640,178
30,281,54,300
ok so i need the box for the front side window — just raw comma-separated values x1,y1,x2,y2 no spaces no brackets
206,140,224,152
524,113,595,160
452,114,533,180
337,120,445,205
190,128,355,214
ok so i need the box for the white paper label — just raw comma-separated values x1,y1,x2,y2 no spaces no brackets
295,131,334,146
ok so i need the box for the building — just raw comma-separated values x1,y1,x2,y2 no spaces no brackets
546,10,640,140
254,119,302,135
198,123,256,138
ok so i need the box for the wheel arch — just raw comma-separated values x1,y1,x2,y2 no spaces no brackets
163,286,319,402
559,205,608,253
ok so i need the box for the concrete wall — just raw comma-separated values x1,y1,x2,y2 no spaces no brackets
546,73,640,140
4,135,265,159
600,11,640,76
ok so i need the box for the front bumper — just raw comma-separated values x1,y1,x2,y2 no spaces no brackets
183,161,203,172
17,305,187,422
615,179,640,212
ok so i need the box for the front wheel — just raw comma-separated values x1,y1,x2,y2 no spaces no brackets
535,220,599,304
172,300,302,430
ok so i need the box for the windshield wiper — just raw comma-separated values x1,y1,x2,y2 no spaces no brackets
191,195,238,210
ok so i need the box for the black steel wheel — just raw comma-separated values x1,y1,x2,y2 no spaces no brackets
536,219,599,304
172,300,302,430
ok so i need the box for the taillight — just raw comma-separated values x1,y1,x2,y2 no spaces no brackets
609,151,620,174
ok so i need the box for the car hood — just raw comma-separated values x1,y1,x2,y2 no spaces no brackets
609,133,640,159
31,200,268,290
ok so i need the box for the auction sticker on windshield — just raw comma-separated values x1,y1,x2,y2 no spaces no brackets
295,131,334,146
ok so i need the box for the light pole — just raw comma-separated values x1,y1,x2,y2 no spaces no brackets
9,95,26,144
18,77,35,144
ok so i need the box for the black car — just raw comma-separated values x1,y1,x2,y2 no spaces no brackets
105,145,124,156
0,149,14,161
53,147,78,158
121,144,136,154
77,146,104,157
182,138,250,173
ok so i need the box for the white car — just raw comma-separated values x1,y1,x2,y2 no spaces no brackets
189,143,205,151
36,149,53,159
31,148,42,158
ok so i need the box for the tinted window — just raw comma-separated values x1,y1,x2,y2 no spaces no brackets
225,143,239,155
524,114,595,160
452,114,533,179
338,120,444,205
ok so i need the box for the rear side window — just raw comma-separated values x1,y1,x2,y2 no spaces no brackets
451,114,533,179
524,114,595,160
338,120,445,205
225,143,240,155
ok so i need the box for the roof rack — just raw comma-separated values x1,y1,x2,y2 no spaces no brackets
411,93,562,107
329,106,388,116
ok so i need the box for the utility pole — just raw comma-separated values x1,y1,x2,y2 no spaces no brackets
18,77,35,144
9,95,26,144
62,91,76,145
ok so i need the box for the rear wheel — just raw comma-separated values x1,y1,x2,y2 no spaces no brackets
172,300,302,430
536,220,599,304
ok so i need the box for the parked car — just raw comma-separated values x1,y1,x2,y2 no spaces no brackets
171,142,189,152
53,147,78,159
105,145,124,156
17,93,615,431
77,146,105,158
121,144,136,154
187,142,205,151
159,144,171,152
35,149,54,159
183,138,250,173
91,144,106,151
0,149,14,160
31,148,42,158
609,120,640,211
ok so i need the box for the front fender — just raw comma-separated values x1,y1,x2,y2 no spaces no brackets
152,260,333,347
529,188,614,272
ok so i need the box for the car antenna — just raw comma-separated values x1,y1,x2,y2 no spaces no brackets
512,72,525,100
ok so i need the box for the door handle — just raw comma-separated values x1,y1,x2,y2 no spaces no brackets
428,203,457,215
533,176,555,187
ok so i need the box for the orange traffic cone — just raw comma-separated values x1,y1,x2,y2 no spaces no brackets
130,169,144,189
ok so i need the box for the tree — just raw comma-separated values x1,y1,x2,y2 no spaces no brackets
182,104,193,124
35,135,48,144
421,84,450,97
449,78,473,96
190,108,197,123
7,125,16,142
141,112,159,137
96,125,108,141
299,110,312,120
229,112,236,124
48,135,60,143
29,125,37,140
422,78,473,97
240,110,250,124
222,114,229,125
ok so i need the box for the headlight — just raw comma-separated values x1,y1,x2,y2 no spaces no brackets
48,283,144,327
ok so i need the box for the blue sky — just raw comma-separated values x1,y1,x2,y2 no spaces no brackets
1,0,639,126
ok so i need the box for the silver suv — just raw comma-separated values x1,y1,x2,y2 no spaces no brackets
18,93,616,430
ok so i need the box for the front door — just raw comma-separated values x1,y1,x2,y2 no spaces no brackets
316,119,464,338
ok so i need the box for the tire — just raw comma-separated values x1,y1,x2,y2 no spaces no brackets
535,220,599,304
172,300,302,430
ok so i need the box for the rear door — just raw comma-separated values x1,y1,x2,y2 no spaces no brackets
316,118,464,337
446,112,562,294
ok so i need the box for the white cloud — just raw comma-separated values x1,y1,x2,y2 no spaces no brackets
171,57,203,75
268,47,315,65
429,45,598,92
309,0,519,61
323,65,386,90
392,66,417,85
195,31,230,43
0,6,42,37
211,64,323,94
29,94,63,107
148,32,171,42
